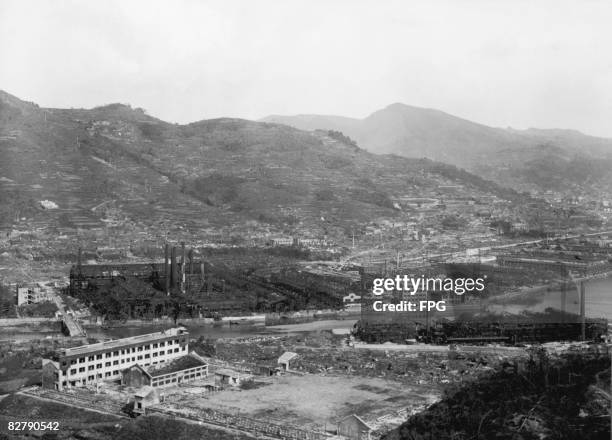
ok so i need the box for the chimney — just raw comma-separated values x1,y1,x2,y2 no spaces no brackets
180,242,186,293
200,262,205,292
164,243,170,294
170,246,177,290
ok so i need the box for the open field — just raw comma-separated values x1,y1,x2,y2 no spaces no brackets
169,374,440,430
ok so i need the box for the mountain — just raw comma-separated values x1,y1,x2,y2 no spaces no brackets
0,90,530,243
263,103,534,165
262,104,612,194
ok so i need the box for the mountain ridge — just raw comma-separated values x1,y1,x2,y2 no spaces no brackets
0,89,534,242
261,102,612,195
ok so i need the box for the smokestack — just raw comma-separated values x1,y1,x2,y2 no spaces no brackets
188,249,194,291
164,243,170,294
170,246,177,290
180,242,186,293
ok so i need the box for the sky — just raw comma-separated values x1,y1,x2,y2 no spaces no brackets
1,0,611,136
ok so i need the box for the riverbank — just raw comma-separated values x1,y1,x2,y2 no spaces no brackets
83,308,360,329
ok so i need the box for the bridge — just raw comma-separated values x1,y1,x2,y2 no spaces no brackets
61,313,87,337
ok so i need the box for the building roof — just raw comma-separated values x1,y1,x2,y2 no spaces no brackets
62,327,188,357
134,385,157,398
214,368,243,378
340,414,373,431
147,353,206,377
277,351,298,363
123,363,151,378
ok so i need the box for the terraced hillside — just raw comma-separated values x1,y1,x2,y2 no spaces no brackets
0,90,530,243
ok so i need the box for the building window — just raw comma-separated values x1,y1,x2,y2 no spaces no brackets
113,351,119,356
105,362,111,367
78,367,85,373
137,355,143,360
78,358,85,363
144,345,150,350
96,354,102,360
113,360,119,365
153,343,158,348
182,347,186,351
88,356,94,361
137,346,143,352
174,348,179,353
105,372,111,377
70,369,76,375
144,354,150,359
159,351,165,355
105,353,111,358
88,366,94,371
160,342,165,347
96,363,102,369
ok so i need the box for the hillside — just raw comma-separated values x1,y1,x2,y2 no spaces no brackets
263,103,535,165
262,104,612,195
0,90,530,244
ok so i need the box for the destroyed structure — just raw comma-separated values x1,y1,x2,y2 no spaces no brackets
67,243,355,318
354,241,612,344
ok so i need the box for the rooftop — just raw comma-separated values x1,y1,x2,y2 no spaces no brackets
214,368,244,378
63,327,188,356
278,351,299,363
340,414,373,431
147,353,206,377
134,385,157,398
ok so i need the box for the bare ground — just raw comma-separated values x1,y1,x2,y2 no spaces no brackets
169,374,440,430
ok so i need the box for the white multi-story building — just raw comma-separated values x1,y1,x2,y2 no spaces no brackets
16,283,52,306
42,327,189,391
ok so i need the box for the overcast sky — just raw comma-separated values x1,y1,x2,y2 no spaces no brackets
1,0,611,136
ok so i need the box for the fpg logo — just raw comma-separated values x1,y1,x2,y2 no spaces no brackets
419,301,446,311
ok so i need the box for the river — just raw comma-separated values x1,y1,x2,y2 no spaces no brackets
488,276,612,320
85,318,358,341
